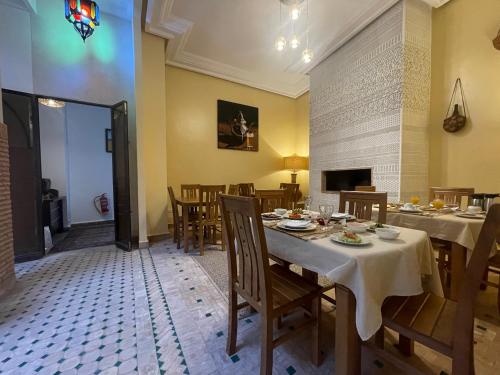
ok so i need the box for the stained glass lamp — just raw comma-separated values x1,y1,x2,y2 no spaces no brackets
65,0,100,42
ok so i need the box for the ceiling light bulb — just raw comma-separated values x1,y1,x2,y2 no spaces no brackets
302,48,313,63
291,7,300,20
290,36,300,49
275,36,287,51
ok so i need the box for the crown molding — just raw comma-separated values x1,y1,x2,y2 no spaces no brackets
420,0,450,7
0,0,37,13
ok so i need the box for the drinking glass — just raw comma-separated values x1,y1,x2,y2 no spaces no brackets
410,196,420,205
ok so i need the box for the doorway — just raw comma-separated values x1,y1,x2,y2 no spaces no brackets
1,90,132,261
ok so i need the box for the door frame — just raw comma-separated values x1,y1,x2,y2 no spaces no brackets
2,90,44,262
2,89,132,259
111,101,132,251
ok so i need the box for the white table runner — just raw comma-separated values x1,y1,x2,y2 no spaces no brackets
265,227,442,341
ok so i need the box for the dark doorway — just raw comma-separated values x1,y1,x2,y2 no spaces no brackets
1,90,132,261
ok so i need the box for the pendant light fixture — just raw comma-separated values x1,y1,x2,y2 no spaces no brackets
275,1,287,51
301,0,313,64
38,98,66,108
65,0,101,42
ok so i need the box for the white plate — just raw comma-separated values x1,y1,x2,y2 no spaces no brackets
454,213,485,220
399,208,423,213
331,213,350,219
282,219,311,228
330,234,372,246
277,222,317,231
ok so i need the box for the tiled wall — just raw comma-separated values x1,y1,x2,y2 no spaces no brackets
0,122,16,296
309,0,431,207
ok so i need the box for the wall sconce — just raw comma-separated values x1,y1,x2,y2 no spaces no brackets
493,30,500,50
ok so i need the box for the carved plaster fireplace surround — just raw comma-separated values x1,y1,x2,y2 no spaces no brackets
309,0,431,208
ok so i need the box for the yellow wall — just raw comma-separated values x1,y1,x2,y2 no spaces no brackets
165,66,309,198
141,32,168,236
430,0,500,193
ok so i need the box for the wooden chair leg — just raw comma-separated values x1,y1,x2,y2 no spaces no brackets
311,296,322,366
199,224,205,256
260,316,274,375
374,327,384,349
226,290,238,356
396,334,414,357
497,281,500,315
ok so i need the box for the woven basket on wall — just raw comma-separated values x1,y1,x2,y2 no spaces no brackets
493,30,500,50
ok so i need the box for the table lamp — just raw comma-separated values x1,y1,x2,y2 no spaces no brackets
283,155,309,183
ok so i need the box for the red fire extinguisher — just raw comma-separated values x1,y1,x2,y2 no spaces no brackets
94,193,110,215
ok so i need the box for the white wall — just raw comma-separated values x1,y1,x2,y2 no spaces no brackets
0,4,34,93
66,103,114,224
39,105,67,197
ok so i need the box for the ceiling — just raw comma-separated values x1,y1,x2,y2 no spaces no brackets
146,0,448,98
0,0,134,20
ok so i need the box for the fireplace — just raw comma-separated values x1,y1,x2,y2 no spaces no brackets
322,169,372,193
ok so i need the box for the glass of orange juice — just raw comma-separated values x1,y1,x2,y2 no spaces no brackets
432,199,444,210
410,196,420,205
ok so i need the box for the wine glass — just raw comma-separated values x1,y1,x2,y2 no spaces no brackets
318,204,334,229
304,196,313,211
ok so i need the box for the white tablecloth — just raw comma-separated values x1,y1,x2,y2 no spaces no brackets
381,211,484,251
265,227,442,341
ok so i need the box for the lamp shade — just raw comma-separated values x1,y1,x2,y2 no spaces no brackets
283,155,309,171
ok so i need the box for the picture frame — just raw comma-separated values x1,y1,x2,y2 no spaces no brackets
217,100,259,151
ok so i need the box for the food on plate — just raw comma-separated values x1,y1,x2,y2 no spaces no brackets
369,223,385,230
291,208,303,215
288,212,302,220
339,231,362,244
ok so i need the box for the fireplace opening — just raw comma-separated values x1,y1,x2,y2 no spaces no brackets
322,169,372,192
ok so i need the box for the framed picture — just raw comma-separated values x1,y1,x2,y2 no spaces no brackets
217,100,258,151
105,129,112,153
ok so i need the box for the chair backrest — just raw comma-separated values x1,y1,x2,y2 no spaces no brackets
167,186,179,222
198,185,226,222
429,187,474,207
339,191,388,223
238,183,255,197
453,204,500,353
355,185,376,192
255,189,286,213
181,184,200,200
219,194,272,311
280,183,300,210
228,184,239,195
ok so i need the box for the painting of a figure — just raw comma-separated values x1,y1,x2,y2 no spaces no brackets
217,100,258,151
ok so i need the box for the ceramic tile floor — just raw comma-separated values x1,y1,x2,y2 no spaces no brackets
1,240,499,375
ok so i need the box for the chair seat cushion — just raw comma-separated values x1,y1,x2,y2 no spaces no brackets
270,264,322,311
382,293,456,355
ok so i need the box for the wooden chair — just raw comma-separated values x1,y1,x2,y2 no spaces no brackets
280,183,300,210
238,183,255,197
339,191,388,224
168,186,182,249
181,184,200,199
482,248,500,314
219,194,323,375
255,190,286,213
228,184,239,195
370,204,500,374
430,187,475,292
355,185,376,192
429,187,475,207
196,185,226,255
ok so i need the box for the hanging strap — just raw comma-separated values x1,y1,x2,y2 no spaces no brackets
445,78,467,118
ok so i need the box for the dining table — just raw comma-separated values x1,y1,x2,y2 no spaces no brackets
374,207,487,300
263,216,442,375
